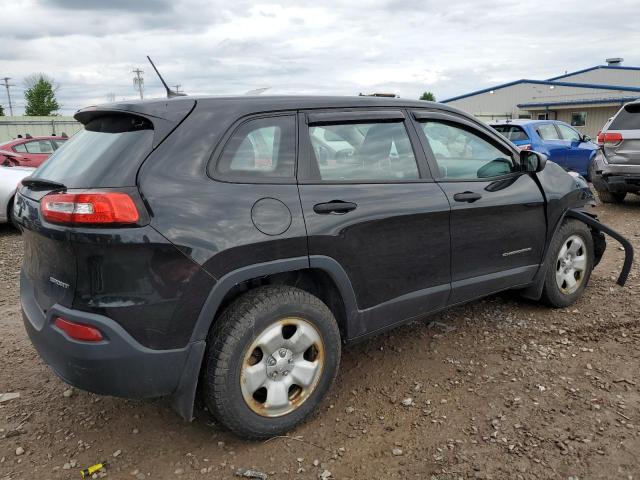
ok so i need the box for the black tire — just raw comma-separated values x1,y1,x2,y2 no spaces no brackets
7,199,17,229
596,189,626,204
540,219,594,308
202,285,341,439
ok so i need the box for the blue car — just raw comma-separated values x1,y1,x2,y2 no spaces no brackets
490,120,598,179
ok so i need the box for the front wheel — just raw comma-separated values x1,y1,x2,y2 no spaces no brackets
540,220,594,308
203,285,341,439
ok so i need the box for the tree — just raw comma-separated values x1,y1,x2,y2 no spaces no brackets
419,91,436,101
24,74,60,116
0,104,4,116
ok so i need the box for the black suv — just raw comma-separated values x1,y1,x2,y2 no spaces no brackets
15,96,632,439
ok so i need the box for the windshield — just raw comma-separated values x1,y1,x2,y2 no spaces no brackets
32,114,154,188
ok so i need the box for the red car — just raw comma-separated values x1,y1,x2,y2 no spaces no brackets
0,135,67,167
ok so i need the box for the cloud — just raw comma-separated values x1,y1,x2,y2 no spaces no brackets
1,0,639,114
44,0,172,11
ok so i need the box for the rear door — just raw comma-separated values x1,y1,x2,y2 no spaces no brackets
535,122,568,167
13,139,54,166
556,122,592,176
297,109,451,338
411,110,546,304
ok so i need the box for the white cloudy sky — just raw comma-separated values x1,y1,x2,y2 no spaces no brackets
1,0,639,115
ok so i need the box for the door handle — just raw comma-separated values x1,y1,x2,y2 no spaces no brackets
313,201,357,214
453,191,482,203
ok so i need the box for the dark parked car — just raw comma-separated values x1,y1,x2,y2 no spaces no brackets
490,120,598,178
15,96,632,439
591,100,640,203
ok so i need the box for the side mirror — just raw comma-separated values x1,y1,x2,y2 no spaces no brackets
520,150,547,173
581,134,591,143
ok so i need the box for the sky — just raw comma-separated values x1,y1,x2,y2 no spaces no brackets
1,0,639,115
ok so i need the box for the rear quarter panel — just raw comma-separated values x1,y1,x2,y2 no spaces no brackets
137,102,309,339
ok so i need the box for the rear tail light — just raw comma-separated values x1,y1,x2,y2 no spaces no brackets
54,317,103,342
597,132,623,145
41,191,140,225
517,144,532,151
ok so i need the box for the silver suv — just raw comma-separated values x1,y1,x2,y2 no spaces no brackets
590,101,640,203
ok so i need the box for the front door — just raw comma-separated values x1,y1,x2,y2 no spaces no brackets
534,122,568,168
297,109,451,339
556,123,592,177
412,110,547,304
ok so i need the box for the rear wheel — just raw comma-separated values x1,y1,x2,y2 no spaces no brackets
540,220,594,308
597,189,626,204
203,285,341,439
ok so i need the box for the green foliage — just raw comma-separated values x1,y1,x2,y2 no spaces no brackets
419,91,436,102
24,75,60,116
0,104,4,116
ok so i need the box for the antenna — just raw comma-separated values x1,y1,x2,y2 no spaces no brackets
146,56,187,98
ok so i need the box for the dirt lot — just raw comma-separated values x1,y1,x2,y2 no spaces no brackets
1,198,639,480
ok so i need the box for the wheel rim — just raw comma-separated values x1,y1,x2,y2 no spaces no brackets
240,317,325,417
555,234,588,295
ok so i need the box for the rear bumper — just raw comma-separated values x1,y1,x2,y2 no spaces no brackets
21,271,202,400
593,153,640,192
593,172,640,193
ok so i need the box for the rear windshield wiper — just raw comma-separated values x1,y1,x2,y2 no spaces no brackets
21,177,67,190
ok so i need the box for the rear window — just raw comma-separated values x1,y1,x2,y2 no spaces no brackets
491,125,529,142
610,103,640,130
32,114,154,188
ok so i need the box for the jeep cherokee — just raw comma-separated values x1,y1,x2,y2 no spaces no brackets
15,96,632,439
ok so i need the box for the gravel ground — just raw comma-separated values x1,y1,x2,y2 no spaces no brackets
1,198,639,480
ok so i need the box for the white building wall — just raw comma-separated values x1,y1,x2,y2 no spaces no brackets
0,116,82,143
553,106,620,137
445,82,636,118
553,68,640,88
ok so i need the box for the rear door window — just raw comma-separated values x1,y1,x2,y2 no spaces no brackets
536,123,562,140
491,125,529,142
13,143,27,153
307,121,419,181
24,140,54,154
212,115,296,183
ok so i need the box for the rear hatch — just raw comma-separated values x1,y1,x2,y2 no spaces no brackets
601,102,640,165
16,99,195,314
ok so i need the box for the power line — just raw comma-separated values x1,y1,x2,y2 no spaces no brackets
2,77,15,116
132,68,144,100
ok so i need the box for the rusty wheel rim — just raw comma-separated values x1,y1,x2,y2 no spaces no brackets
240,317,325,417
555,234,587,295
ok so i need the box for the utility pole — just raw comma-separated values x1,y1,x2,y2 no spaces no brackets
2,77,15,116
132,68,144,100
172,84,181,94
